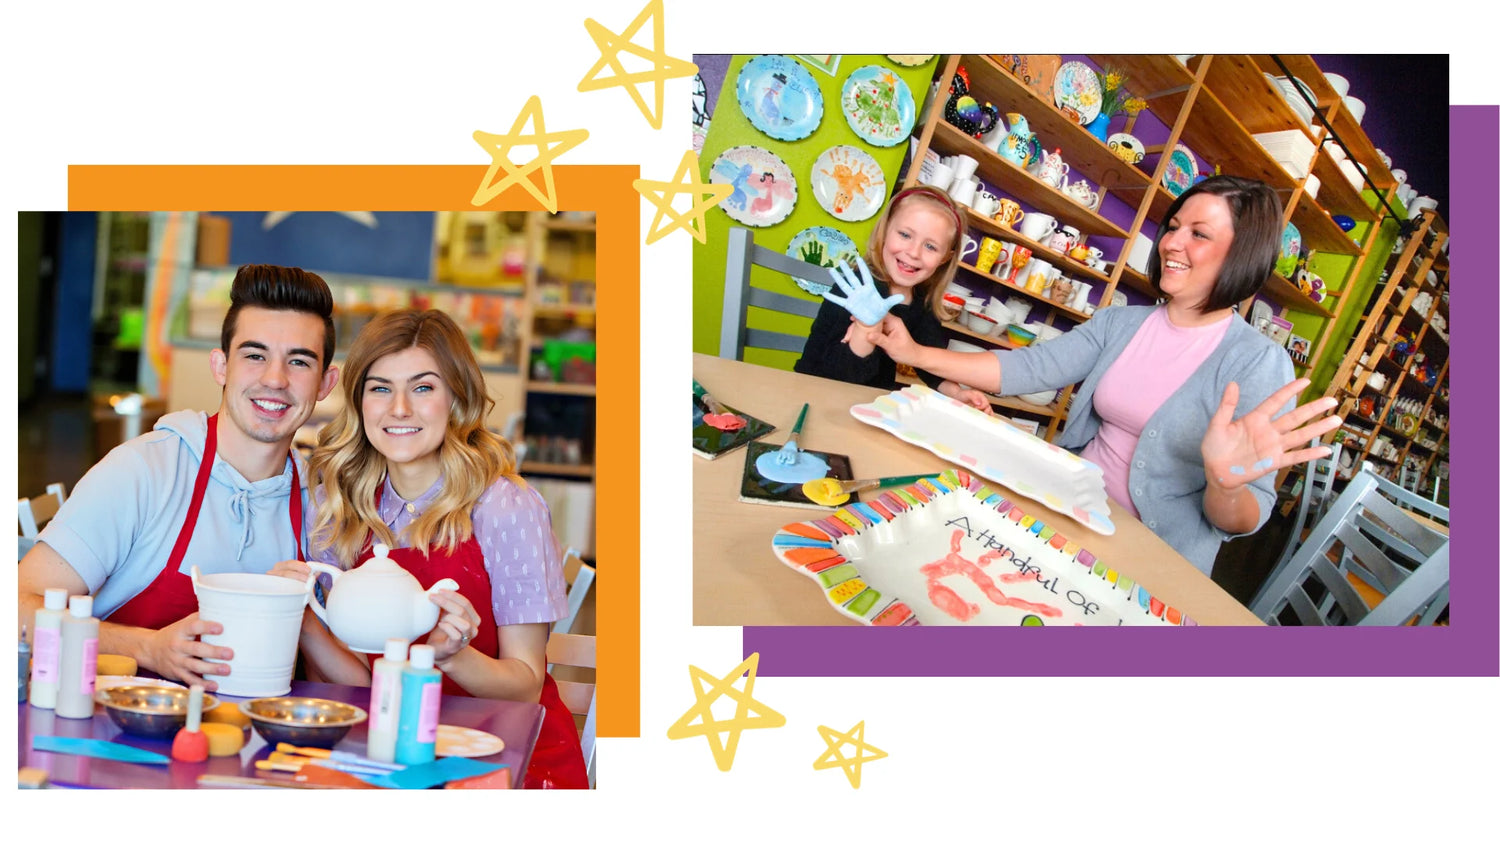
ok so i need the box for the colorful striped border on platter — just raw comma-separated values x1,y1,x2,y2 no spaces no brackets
769,469,1194,627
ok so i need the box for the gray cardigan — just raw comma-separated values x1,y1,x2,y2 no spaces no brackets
998,305,1295,575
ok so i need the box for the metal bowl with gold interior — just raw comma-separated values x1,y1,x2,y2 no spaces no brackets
240,697,368,749
95,684,221,740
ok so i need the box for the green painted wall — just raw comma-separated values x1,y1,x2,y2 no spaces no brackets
692,55,940,370
1287,190,1406,400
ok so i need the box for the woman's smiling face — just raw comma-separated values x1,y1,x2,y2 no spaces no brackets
361,346,453,478
1157,192,1236,309
879,198,956,297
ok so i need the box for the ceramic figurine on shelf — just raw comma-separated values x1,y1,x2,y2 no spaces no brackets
944,67,1001,138
999,112,1041,169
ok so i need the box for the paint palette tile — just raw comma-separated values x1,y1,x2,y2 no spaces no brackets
770,470,1187,626
739,440,853,510
850,384,1114,535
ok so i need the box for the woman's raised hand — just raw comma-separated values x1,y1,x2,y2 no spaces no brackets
822,255,903,326
266,559,313,582
1201,378,1342,489
427,589,482,664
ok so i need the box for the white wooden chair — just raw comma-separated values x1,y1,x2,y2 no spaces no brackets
546,631,596,788
552,547,595,636
19,482,67,543
1250,471,1449,626
719,226,825,361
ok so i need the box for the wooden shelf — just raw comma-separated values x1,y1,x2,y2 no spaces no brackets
525,380,596,396
1251,55,1397,192
520,461,594,478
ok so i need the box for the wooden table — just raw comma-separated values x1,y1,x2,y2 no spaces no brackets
693,353,1261,626
18,680,542,789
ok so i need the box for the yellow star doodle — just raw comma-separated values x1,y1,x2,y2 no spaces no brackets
577,0,697,130
471,95,589,213
665,653,786,772
634,150,730,245
813,721,887,789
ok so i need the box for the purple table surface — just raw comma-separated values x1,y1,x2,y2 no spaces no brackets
18,680,543,789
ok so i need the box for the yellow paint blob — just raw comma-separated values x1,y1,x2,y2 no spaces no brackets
801,477,849,507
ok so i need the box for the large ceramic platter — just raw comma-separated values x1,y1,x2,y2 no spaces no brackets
786,226,859,296
1162,144,1198,197
709,145,798,227
735,55,824,142
811,145,887,222
1053,61,1102,125
886,55,934,67
1277,221,1302,276
770,469,1188,626
850,383,1114,534
840,65,915,147
996,54,1062,100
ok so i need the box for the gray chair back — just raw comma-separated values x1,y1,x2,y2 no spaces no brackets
1250,470,1450,626
719,227,825,360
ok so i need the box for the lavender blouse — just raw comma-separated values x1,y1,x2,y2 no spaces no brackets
311,474,569,626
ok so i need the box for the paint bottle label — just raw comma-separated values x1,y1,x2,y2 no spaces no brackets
80,637,98,695
418,682,441,743
30,627,60,685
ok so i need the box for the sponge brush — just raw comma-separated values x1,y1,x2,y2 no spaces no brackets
171,684,210,763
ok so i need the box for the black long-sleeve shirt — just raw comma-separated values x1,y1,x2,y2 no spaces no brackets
793,296,947,390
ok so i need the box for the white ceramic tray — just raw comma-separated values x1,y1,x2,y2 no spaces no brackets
771,470,1189,626
850,384,1114,535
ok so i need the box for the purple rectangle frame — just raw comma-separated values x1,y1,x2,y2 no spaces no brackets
744,106,1497,678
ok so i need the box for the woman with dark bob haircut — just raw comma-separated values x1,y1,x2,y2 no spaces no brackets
864,174,1343,576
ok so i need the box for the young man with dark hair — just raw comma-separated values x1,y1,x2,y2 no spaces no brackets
18,264,340,690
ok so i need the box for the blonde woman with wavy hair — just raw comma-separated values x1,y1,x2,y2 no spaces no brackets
273,308,587,789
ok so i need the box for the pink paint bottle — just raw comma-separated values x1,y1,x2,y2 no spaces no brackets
394,644,442,765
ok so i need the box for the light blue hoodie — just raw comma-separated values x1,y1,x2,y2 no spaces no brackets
38,410,310,620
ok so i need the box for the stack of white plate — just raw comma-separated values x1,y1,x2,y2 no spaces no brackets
1338,159,1365,191
1254,129,1316,179
1267,74,1317,131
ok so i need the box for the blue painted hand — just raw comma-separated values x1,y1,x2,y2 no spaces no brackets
821,255,903,326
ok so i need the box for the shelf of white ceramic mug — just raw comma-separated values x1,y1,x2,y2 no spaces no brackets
959,55,1155,196
930,122,1127,239
954,265,1092,325
959,210,1116,287
1251,56,1396,192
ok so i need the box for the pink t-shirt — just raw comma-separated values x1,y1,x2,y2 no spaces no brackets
1081,308,1232,517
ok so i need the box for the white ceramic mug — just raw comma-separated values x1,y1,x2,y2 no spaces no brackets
1070,281,1093,311
972,191,1001,217
949,177,979,207
1019,212,1057,243
950,154,979,182
920,161,955,191
960,234,979,262
1391,168,1407,186
1025,259,1055,293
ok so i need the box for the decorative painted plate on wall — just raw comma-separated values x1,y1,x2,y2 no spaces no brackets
1162,144,1198,197
887,55,934,67
709,145,798,227
735,55,824,142
840,65,915,147
1277,221,1302,276
849,383,1115,535
811,145,887,222
786,226,860,295
1053,61,1102,125
769,469,1189,626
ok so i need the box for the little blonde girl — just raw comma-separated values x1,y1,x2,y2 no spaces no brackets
793,185,991,411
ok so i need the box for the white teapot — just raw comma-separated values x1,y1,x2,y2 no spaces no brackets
1063,177,1099,209
308,543,460,653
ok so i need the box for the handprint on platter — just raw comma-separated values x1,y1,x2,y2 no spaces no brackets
822,255,903,326
800,239,826,267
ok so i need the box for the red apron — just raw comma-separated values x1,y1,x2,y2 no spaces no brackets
355,501,588,790
108,413,303,629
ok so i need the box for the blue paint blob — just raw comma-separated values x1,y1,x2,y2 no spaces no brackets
1229,465,1246,475
1252,458,1274,473
756,450,830,484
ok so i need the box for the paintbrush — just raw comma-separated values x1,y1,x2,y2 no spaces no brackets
775,403,810,465
801,474,936,507
276,742,405,771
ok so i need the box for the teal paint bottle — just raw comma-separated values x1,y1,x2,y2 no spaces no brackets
394,644,442,765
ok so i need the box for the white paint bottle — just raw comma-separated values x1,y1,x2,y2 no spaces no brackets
55,595,99,720
29,588,69,709
366,638,409,764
